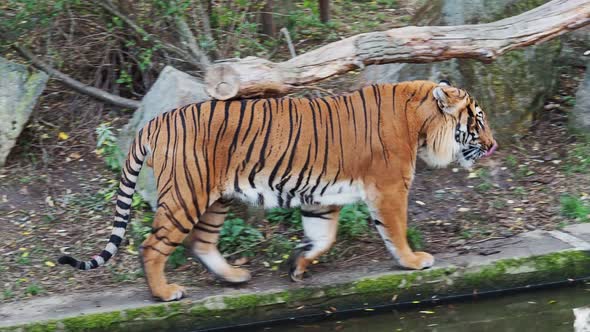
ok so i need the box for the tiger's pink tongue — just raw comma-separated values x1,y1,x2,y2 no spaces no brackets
484,143,498,157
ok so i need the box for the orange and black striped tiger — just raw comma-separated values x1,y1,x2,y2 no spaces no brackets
59,80,497,301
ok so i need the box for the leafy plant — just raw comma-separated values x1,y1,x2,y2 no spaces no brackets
266,207,302,229
17,252,30,265
505,155,518,168
407,227,423,251
96,123,123,171
476,182,493,192
219,214,264,257
560,195,590,222
563,95,576,107
25,283,43,296
564,139,590,174
263,235,295,261
167,246,188,269
130,212,154,243
2,289,13,300
338,203,370,239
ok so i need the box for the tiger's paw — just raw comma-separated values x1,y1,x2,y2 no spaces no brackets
153,283,186,302
399,252,435,270
288,255,312,282
220,267,252,284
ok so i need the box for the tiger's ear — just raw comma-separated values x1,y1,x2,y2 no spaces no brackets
433,83,462,114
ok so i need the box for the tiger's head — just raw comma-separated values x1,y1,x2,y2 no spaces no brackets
418,80,497,169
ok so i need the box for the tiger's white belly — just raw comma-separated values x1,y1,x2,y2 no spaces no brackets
227,179,366,208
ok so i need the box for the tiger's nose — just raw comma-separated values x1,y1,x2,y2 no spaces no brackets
484,142,498,157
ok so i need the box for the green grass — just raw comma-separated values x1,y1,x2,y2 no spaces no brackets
25,283,43,296
505,155,518,168
563,140,590,174
476,182,493,192
560,195,590,222
2,289,13,300
513,186,527,197
492,199,507,209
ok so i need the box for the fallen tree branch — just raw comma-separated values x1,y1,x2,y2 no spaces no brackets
12,43,141,109
205,0,590,100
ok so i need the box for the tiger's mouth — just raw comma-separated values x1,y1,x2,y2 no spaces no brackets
458,142,497,168
484,142,498,157
462,144,486,161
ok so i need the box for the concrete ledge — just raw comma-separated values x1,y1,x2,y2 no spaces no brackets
2,226,590,332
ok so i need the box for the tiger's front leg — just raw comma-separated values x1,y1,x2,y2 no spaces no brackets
369,185,434,270
188,200,251,284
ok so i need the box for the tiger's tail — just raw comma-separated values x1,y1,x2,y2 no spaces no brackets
58,129,149,270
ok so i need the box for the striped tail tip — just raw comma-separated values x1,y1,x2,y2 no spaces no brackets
58,255,83,269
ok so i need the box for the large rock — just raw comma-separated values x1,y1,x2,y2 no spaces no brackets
0,57,48,167
118,66,209,208
559,26,590,68
561,24,590,133
362,0,561,142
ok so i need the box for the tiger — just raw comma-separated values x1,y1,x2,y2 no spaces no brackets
59,80,497,301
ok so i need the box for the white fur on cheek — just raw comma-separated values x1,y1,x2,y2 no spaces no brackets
418,123,461,168
458,154,475,170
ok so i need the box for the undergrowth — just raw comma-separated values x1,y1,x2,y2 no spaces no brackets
560,194,590,222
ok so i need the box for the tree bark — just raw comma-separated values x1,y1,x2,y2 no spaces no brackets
261,0,276,36
319,0,330,24
205,0,590,100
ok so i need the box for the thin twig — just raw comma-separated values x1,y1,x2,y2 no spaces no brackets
472,236,506,244
342,248,384,263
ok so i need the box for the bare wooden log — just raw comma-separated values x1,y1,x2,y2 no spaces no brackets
205,0,590,100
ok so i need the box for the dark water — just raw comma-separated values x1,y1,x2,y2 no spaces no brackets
237,284,590,332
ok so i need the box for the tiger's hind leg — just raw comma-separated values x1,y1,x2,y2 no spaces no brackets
289,205,340,282
188,199,251,284
141,206,193,301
